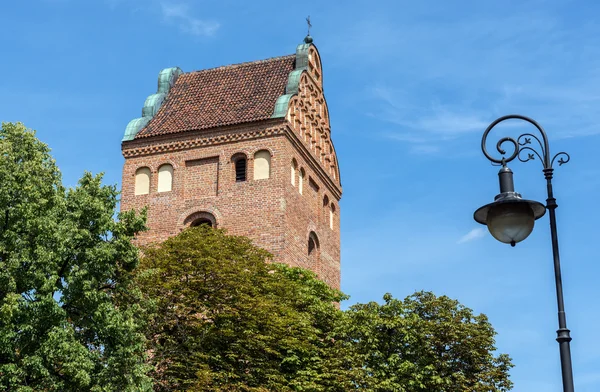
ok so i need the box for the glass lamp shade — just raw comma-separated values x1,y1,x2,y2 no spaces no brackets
474,197,546,246
486,202,535,245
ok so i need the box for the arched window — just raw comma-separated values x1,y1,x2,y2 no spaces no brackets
134,167,151,195
234,156,247,182
253,150,271,180
157,164,173,192
184,211,217,228
308,237,316,255
323,195,329,222
291,159,297,186
308,231,320,261
299,168,305,195
330,203,336,230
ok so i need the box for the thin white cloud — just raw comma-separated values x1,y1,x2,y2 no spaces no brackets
101,0,219,36
457,228,486,244
331,9,600,144
401,109,489,136
161,2,219,37
409,144,440,155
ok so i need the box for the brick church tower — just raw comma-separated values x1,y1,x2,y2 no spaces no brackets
120,37,342,288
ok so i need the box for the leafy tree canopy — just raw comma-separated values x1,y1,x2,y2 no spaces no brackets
340,291,514,391
137,226,513,391
0,122,150,391
136,225,353,391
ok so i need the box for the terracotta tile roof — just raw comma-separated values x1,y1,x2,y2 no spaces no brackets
135,55,296,139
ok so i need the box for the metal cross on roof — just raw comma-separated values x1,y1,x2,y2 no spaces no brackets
306,15,312,35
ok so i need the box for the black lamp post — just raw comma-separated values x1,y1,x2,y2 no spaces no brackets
473,114,574,392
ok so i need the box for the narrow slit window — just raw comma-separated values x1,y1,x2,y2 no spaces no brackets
291,161,297,186
308,237,316,255
299,169,305,195
308,232,319,261
235,158,247,182
330,204,336,230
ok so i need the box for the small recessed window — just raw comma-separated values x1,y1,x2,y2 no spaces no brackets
134,167,151,195
308,231,319,260
299,169,305,195
330,203,336,230
291,159,297,186
308,237,316,255
157,164,173,192
235,158,247,182
253,150,271,180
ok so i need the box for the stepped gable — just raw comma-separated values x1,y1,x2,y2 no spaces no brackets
135,55,296,139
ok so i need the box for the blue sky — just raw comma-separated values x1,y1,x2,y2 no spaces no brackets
2,0,599,390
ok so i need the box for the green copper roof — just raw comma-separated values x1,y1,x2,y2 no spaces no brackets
272,94,295,118
142,93,166,117
271,42,313,119
284,70,304,95
123,117,151,142
158,67,183,94
122,66,183,141
295,43,311,70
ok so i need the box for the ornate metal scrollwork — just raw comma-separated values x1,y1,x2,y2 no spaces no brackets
481,114,570,170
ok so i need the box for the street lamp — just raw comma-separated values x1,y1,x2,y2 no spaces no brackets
473,115,574,392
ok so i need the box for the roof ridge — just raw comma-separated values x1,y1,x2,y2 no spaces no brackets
187,54,296,75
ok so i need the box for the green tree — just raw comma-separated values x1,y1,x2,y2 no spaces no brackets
135,225,513,391
136,225,354,392
0,122,151,391
340,291,514,391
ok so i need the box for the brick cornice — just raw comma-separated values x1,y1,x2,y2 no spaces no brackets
121,119,287,158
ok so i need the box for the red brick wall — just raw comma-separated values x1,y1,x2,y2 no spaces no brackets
121,120,341,289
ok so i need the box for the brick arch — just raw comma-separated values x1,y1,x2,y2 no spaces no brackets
230,151,249,162
249,146,275,157
133,164,152,175
178,205,223,228
132,164,154,176
131,158,179,177
184,211,217,228
308,230,320,248
305,222,318,240
157,158,179,171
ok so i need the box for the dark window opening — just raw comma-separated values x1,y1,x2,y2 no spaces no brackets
308,231,319,259
309,177,319,192
308,237,316,255
191,218,213,227
235,158,247,182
